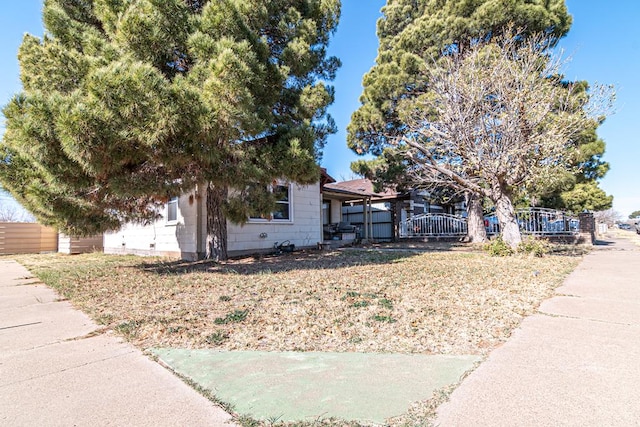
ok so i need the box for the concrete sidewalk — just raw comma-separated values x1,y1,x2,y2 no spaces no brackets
435,236,640,426
4,235,638,426
0,259,236,427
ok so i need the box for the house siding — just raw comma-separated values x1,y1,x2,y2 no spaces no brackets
103,191,200,259
103,183,322,259
227,183,322,256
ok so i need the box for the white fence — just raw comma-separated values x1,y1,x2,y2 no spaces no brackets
400,208,579,238
484,208,579,236
400,213,468,237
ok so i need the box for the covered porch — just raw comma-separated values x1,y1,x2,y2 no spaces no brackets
321,175,387,247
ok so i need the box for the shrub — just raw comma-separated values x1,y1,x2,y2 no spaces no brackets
517,236,550,257
214,309,248,325
485,235,514,257
205,332,229,345
378,298,394,310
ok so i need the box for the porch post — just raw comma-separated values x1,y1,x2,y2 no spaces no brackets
368,197,373,241
363,197,368,240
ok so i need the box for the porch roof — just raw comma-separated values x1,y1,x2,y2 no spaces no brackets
322,178,399,202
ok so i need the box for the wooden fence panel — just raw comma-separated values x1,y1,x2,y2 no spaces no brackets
0,223,58,254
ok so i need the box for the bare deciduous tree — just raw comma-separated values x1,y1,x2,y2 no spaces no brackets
393,32,613,249
594,209,621,227
0,204,35,222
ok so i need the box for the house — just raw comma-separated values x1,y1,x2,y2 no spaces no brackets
321,176,397,242
103,181,323,260
322,177,466,241
102,168,469,260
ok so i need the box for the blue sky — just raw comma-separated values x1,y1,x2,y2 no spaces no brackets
1,1,638,217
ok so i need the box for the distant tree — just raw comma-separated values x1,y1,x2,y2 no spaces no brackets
629,210,640,219
0,205,34,223
593,209,620,227
0,0,341,260
356,33,611,249
0,194,35,222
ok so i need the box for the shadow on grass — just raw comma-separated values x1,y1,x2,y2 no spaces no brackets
134,240,586,276
135,247,427,276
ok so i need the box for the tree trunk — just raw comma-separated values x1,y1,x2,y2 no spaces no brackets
466,193,487,243
494,194,522,250
205,183,228,261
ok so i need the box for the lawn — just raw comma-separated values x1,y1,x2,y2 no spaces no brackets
609,227,640,246
13,246,582,356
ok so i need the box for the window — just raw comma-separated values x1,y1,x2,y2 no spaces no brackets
271,185,290,220
249,184,292,222
167,197,178,223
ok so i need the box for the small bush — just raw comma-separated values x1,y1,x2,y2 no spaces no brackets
214,309,248,325
342,291,360,300
205,332,229,345
114,320,141,338
485,235,514,257
378,298,394,310
517,236,550,257
352,300,370,308
372,314,397,323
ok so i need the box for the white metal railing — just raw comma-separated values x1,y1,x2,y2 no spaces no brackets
400,213,468,237
484,208,579,236
399,208,579,238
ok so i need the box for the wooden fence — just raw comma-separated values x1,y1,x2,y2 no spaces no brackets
0,222,58,255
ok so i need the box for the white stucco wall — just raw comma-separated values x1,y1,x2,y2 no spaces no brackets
330,199,342,223
103,191,200,259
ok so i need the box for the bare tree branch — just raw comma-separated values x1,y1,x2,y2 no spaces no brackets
391,29,614,248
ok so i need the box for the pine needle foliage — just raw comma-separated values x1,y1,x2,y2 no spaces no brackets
1,0,341,259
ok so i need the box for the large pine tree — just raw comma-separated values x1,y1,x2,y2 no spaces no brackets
0,0,341,260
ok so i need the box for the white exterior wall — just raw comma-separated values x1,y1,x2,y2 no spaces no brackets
103,191,200,259
227,182,322,255
330,199,342,223
58,234,103,254
104,182,322,259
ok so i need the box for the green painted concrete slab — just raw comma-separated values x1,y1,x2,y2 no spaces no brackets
152,349,480,424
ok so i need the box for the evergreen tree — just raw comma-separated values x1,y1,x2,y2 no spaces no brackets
535,115,612,212
348,0,611,239
0,0,341,260
349,0,572,157
366,32,610,249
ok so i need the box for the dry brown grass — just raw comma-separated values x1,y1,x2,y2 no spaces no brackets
13,246,581,356
608,228,640,247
